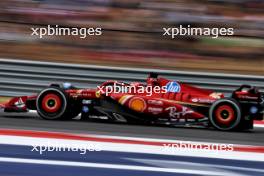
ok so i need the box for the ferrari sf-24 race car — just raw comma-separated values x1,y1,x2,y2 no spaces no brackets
1,73,263,131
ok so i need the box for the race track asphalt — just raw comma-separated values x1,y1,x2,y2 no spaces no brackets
0,112,263,146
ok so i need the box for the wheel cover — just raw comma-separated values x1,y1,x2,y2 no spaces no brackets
209,99,241,130
41,94,62,113
36,88,68,120
215,105,235,125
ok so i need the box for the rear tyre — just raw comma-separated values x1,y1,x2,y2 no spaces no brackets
36,87,68,120
209,98,241,131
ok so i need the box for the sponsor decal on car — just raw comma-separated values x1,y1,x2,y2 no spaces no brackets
191,98,199,103
191,98,215,103
250,106,258,114
89,115,108,120
237,95,258,100
95,90,101,98
70,90,85,99
147,107,163,114
14,98,25,108
186,119,196,122
165,106,193,119
128,97,146,112
165,81,181,93
82,106,89,113
82,100,92,104
209,92,223,99
147,100,163,106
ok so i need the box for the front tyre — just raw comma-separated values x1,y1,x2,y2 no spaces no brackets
36,87,68,120
209,98,241,131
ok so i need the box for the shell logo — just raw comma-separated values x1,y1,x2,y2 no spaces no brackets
129,97,146,112
95,91,101,98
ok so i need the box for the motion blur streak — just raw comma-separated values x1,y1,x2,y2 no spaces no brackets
0,129,264,176
0,0,264,74
0,59,263,97
0,0,263,175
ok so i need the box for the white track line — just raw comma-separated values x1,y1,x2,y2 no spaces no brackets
0,157,241,176
1,135,264,162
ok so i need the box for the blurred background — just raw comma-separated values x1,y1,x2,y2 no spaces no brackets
0,0,263,74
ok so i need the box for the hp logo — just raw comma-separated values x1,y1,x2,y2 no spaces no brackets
166,82,181,93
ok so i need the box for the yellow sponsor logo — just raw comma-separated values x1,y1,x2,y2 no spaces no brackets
95,91,101,98
129,97,146,112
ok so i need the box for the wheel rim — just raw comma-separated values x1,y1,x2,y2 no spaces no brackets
41,94,62,113
215,105,235,125
209,99,241,130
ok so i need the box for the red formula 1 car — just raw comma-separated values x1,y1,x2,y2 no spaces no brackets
1,73,263,131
